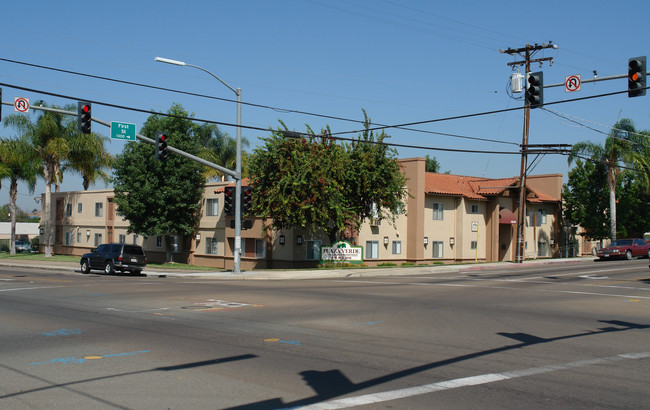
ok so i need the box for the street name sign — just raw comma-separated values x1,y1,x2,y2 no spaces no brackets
110,121,136,141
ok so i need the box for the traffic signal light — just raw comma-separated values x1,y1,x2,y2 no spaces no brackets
77,102,91,134
155,132,168,161
223,186,235,216
242,186,253,215
628,56,646,98
526,72,543,108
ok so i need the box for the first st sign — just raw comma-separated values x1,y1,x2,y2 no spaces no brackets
110,121,136,141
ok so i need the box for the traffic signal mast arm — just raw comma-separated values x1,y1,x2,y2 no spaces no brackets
4,103,237,178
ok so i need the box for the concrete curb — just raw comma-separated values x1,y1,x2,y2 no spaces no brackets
0,257,596,280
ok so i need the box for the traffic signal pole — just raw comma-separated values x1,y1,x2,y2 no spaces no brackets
500,42,557,263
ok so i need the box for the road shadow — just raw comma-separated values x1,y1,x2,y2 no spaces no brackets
1,353,257,406
225,320,649,409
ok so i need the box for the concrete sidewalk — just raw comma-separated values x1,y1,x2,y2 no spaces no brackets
0,257,593,280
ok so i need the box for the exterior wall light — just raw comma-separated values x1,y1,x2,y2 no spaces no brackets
449,237,455,246
384,236,389,246
424,237,428,245
279,235,285,245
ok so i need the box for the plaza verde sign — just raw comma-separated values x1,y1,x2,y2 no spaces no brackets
321,241,363,264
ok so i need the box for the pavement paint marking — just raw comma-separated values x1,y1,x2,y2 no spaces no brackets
29,350,150,366
295,351,650,409
0,285,66,292
265,338,301,346
331,279,650,300
355,321,384,325
42,328,82,336
106,307,169,313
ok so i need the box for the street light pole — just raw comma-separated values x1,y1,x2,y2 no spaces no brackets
155,56,243,273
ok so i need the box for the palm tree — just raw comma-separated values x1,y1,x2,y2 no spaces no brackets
0,137,40,255
4,104,72,257
568,119,643,241
64,131,114,190
193,123,249,181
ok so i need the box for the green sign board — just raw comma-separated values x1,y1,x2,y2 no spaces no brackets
110,121,136,141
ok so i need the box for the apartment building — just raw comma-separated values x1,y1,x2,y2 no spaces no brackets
43,157,562,270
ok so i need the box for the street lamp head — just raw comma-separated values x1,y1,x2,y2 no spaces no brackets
154,57,186,66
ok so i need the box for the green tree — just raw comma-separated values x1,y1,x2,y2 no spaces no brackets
425,155,440,173
4,104,71,257
568,119,644,241
248,112,408,244
0,136,40,254
616,171,650,238
562,159,610,242
113,104,213,262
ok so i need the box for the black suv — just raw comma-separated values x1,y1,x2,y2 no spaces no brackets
80,243,147,275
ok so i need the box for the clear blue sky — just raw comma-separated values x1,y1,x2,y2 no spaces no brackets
2,0,649,211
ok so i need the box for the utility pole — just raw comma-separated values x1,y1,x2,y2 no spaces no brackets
500,42,558,263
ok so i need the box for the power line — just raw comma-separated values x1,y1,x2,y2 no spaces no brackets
0,81,525,156
0,57,519,147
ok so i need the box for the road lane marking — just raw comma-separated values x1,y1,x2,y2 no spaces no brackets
295,352,650,409
0,285,65,292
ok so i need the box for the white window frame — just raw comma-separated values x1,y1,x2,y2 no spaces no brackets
255,239,266,258
432,203,444,220
392,240,402,255
156,236,163,248
76,231,81,243
206,237,218,255
366,240,379,259
206,198,219,217
78,203,83,213
471,241,477,250
470,204,479,214
432,241,444,258
94,233,102,247
65,203,72,217
306,240,321,260
95,202,103,217
65,231,71,245
118,234,126,244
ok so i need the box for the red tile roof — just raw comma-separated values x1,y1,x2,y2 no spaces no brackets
425,173,557,203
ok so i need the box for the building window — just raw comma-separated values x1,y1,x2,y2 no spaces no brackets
392,240,402,255
432,203,444,220
76,231,81,243
471,204,479,214
366,241,379,259
471,241,477,250
118,234,126,244
540,209,547,224
94,233,102,247
156,236,163,248
206,237,218,255
78,203,83,213
95,202,103,217
255,239,266,258
206,198,219,216
306,240,321,260
432,241,444,258
65,203,72,217
65,231,71,245
133,234,138,245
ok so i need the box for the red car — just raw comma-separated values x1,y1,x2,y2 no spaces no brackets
596,238,650,260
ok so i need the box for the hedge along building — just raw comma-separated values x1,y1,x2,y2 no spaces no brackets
42,157,562,270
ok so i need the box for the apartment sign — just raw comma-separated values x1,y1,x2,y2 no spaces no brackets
321,241,363,264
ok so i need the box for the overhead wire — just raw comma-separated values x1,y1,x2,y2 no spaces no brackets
0,57,519,147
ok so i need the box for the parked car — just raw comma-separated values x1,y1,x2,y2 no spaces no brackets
80,243,147,275
595,238,650,260
14,240,32,253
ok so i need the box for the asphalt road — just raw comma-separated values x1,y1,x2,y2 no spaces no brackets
1,259,649,409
